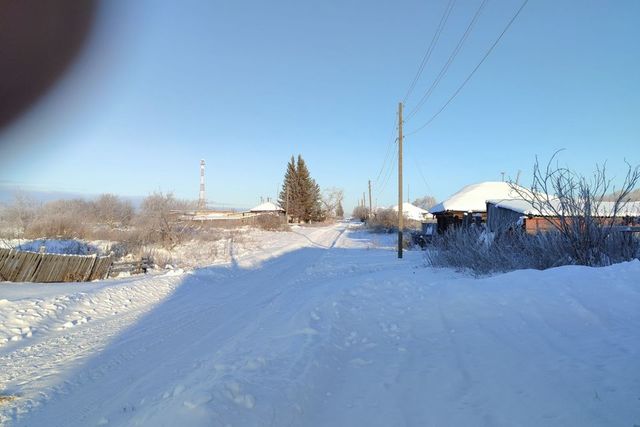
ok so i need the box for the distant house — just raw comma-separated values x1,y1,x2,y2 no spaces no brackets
391,202,434,221
487,199,640,234
430,181,525,231
249,201,285,214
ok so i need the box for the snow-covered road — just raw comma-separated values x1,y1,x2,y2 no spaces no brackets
1,222,640,426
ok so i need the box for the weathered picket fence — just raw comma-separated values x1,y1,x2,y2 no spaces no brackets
0,248,113,283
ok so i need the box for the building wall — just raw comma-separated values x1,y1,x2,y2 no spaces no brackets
486,203,524,233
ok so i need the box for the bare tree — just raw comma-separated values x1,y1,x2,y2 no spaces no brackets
352,205,369,222
92,194,134,227
413,195,437,210
510,151,640,266
26,198,93,239
4,191,38,236
321,187,344,218
135,192,191,249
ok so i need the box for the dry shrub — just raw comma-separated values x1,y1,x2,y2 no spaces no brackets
25,199,92,239
352,206,369,222
427,226,640,276
510,152,640,266
134,192,193,249
92,194,134,227
255,214,288,231
367,208,421,233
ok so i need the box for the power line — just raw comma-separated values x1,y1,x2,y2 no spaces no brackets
402,0,457,103
411,149,434,196
376,145,397,198
406,0,529,137
373,115,399,198
405,0,488,121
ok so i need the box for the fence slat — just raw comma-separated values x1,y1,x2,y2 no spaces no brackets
0,248,113,283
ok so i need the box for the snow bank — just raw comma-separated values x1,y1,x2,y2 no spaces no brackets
1,223,639,427
0,239,102,255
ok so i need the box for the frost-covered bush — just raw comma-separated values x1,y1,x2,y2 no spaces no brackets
352,206,369,222
427,226,639,276
367,208,421,234
25,199,92,239
134,192,192,249
367,208,396,233
255,214,289,231
509,152,640,267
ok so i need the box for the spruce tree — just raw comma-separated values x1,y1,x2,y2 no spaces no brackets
296,155,314,222
310,180,325,222
278,156,298,222
278,154,323,223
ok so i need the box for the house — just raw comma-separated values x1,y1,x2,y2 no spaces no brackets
249,201,284,214
391,202,434,221
429,181,525,232
486,198,640,234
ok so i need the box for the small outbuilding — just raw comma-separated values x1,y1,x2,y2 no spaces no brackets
487,199,640,234
430,181,525,232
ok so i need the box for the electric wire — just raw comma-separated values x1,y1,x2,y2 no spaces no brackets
402,0,456,103
372,115,399,204
405,0,488,121
411,149,434,196
374,133,397,186
406,0,529,137
376,145,397,198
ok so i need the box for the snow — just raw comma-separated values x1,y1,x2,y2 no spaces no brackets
430,181,525,213
491,198,640,217
391,202,433,221
1,222,640,426
249,201,283,212
0,239,107,255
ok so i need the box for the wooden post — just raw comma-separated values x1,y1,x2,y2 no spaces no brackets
368,179,373,217
398,102,404,259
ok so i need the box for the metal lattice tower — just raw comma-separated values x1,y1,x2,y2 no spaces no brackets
198,159,206,210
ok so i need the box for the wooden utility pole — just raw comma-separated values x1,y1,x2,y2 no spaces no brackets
398,102,404,259
368,180,372,217
363,192,366,210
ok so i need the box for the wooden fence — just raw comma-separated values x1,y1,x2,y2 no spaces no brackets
109,257,152,277
0,248,113,283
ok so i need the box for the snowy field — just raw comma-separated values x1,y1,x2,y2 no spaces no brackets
1,221,639,426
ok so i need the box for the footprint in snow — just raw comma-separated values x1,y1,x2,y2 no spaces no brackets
349,358,373,367
225,381,256,409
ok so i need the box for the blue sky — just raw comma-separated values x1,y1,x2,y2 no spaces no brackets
0,0,638,211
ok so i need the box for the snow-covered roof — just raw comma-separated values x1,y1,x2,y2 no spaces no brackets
490,199,640,217
430,181,525,214
488,199,555,216
250,201,284,212
391,202,434,221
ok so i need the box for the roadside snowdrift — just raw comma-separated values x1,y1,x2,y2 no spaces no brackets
1,223,639,427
